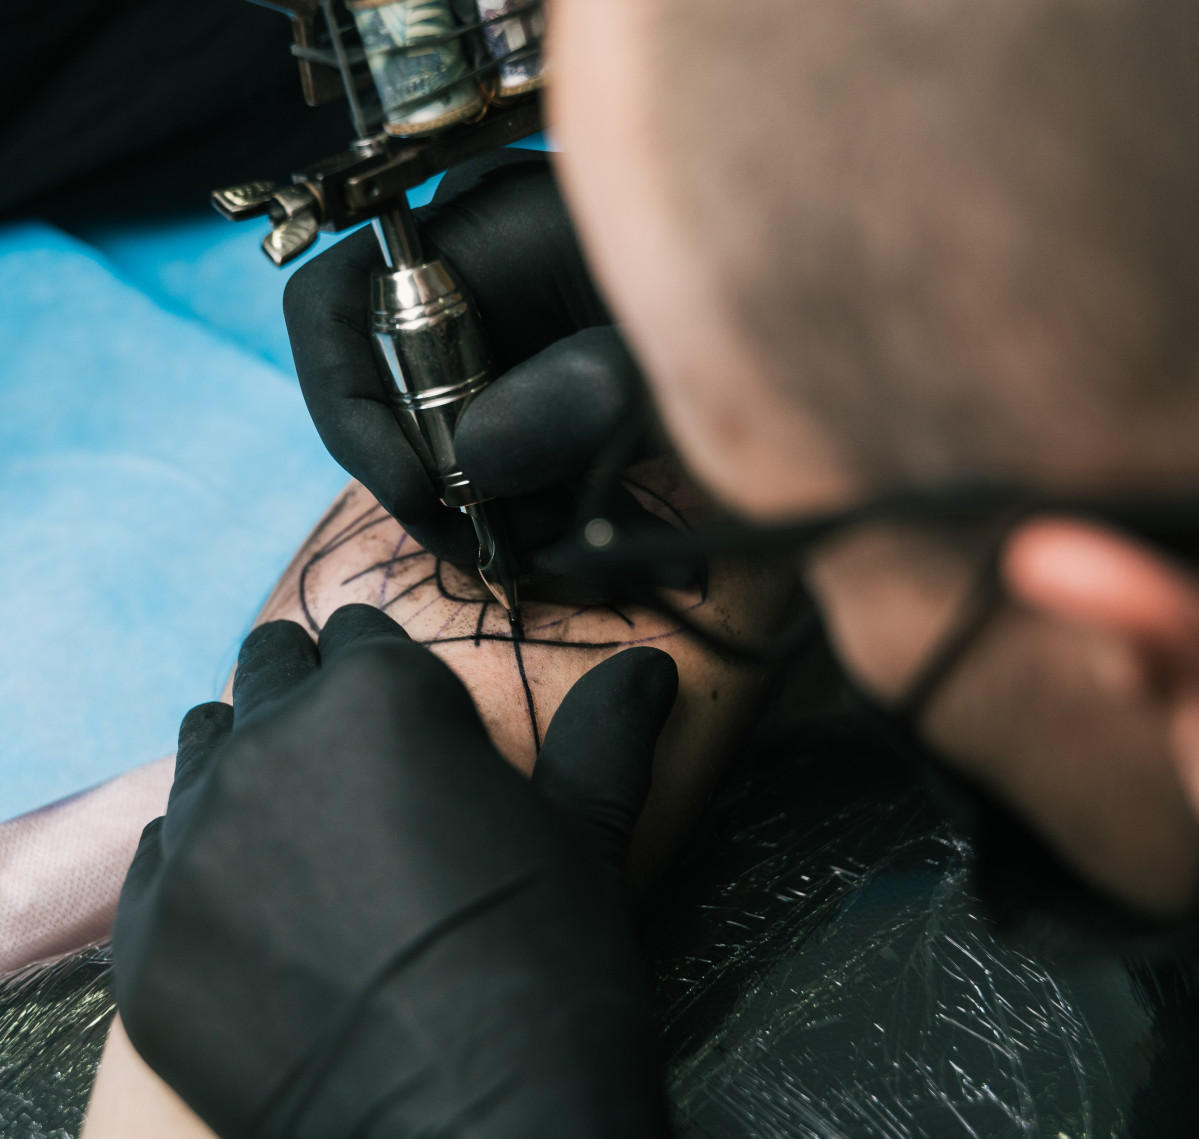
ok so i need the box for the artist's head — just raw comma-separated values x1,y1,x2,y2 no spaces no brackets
548,0,1199,918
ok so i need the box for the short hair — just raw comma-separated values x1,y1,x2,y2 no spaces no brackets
647,0,1199,488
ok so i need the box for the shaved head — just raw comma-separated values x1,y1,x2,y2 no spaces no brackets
645,0,1199,490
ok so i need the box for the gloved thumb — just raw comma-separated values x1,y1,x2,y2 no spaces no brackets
532,647,678,873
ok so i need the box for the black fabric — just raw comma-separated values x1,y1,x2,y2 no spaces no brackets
283,151,654,569
112,604,677,1139
9,647,1199,1134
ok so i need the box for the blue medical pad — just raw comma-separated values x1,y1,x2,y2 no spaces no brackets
0,222,346,819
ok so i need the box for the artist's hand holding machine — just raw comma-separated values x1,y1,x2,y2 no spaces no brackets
284,150,652,598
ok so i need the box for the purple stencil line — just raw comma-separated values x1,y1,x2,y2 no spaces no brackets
430,600,472,641
399,591,448,629
526,605,591,634
607,628,683,648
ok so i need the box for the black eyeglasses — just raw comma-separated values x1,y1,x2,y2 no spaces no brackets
549,478,1199,683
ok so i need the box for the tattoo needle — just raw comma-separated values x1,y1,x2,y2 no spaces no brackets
466,502,524,640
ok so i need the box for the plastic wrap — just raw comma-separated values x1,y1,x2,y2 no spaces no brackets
0,949,114,1138
644,719,1199,1138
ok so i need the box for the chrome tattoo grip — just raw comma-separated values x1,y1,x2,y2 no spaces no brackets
370,258,491,508
370,254,523,634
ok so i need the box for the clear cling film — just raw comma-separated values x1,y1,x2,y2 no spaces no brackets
643,718,1198,1138
0,949,115,1138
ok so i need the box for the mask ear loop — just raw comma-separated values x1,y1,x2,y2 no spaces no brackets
893,517,1023,725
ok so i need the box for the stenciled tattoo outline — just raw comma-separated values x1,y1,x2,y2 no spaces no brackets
285,481,705,753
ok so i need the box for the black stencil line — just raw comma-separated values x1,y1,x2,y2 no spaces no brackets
380,572,438,613
300,504,397,632
417,634,631,651
433,557,491,606
606,603,635,628
302,487,354,549
317,501,392,558
296,490,689,751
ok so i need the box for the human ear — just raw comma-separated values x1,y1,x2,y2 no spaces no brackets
1002,516,1199,815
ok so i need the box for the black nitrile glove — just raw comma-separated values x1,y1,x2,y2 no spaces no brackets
113,604,677,1139
283,149,654,570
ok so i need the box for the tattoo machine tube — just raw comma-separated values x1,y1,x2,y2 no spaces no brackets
210,2,543,633
370,257,490,509
369,228,522,630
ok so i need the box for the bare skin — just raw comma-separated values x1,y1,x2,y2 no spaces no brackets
83,468,796,1138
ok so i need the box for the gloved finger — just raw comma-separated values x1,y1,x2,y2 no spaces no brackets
318,603,411,667
284,227,446,529
456,326,646,498
164,702,234,851
425,146,548,206
533,647,679,871
232,620,320,726
416,153,613,371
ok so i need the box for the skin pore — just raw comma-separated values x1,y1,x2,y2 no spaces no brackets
550,0,1199,920
83,466,796,1138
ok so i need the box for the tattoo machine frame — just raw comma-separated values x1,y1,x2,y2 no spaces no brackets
212,0,548,638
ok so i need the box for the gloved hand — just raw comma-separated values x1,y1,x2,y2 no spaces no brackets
284,150,652,570
113,604,677,1139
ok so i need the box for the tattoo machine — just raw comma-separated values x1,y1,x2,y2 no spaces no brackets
211,0,548,639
